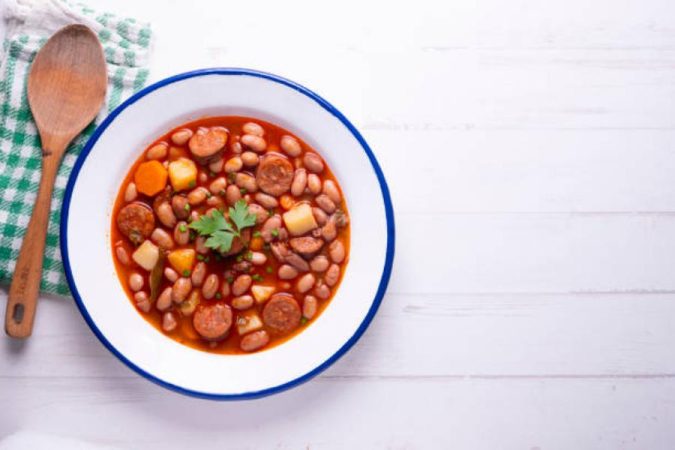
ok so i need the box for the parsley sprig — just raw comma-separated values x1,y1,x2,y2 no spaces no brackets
189,200,257,253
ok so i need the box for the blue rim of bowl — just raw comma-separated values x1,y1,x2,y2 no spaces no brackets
60,68,395,400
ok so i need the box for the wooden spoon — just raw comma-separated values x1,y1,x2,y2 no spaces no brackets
5,24,107,338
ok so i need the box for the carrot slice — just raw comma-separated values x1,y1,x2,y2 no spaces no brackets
134,160,168,196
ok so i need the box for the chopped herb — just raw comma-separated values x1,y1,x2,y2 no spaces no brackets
267,209,275,217
184,203,191,212
188,180,196,188
266,266,273,274
245,251,253,261
228,172,236,183
197,254,205,261
204,256,210,263
301,317,308,325
188,200,257,253
271,228,279,237
182,269,191,277
209,171,216,177
239,187,247,195
253,231,262,238
226,275,234,284
215,293,221,299
252,274,264,282
178,223,187,233
236,254,243,262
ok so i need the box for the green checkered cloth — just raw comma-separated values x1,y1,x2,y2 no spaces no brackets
0,0,153,296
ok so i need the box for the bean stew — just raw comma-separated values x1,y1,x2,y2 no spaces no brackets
111,117,350,354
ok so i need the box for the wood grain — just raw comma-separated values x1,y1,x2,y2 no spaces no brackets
2,0,675,448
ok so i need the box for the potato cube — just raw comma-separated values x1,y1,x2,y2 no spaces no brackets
283,203,318,236
168,157,197,192
251,285,275,304
236,311,263,335
132,240,159,271
167,248,196,274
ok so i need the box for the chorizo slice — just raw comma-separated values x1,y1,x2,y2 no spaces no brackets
117,202,155,245
262,293,301,334
289,237,324,257
256,154,294,196
188,126,228,164
193,303,232,341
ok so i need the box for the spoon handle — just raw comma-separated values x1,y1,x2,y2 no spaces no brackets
5,156,60,338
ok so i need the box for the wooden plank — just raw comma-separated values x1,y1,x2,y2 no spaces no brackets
2,376,674,450
3,291,675,379
369,129,675,213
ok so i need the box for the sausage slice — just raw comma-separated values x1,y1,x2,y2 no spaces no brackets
188,127,228,164
117,202,155,245
262,293,302,334
193,303,233,341
256,154,293,196
289,237,324,257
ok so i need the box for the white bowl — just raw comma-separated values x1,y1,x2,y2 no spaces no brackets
61,68,395,399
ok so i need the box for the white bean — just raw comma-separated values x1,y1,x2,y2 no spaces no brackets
242,122,264,136
280,135,302,157
164,267,178,282
303,295,318,319
195,236,209,254
225,184,242,205
151,228,174,249
128,273,144,292
241,134,267,153
329,240,345,263
310,255,329,272
322,180,341,203
172,277,192,303
174,221,190,246
225,156,243,173
191,262,206,287
232,295,254,310
291,168,307,196
296,273,316,293
157,202,177,228
325,264,340,286
134,291,151,313
156,287,172,311
202,274,219,299
316,194,337,214
314,283,331,300
235,173,258,193
146,142,168,160
124,183,137,202
207,177,226,195
278,264,298,280
255,192,278,209
250,252,267,266
162,311,178,332
171,128,193,145
241,151,259,167
116,246,130,265
188,187,209,205
232,274,252,296
307,174,322,195
312,207,328,226
304,153,324,173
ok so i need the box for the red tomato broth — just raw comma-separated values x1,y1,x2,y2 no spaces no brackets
111,116,350,354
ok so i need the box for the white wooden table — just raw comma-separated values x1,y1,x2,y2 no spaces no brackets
3,0,675,448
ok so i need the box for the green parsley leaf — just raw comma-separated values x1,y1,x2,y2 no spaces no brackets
252,274,263,282
205,230,235,253
182,269,191,277
229,200,257,231
188,202,256,254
